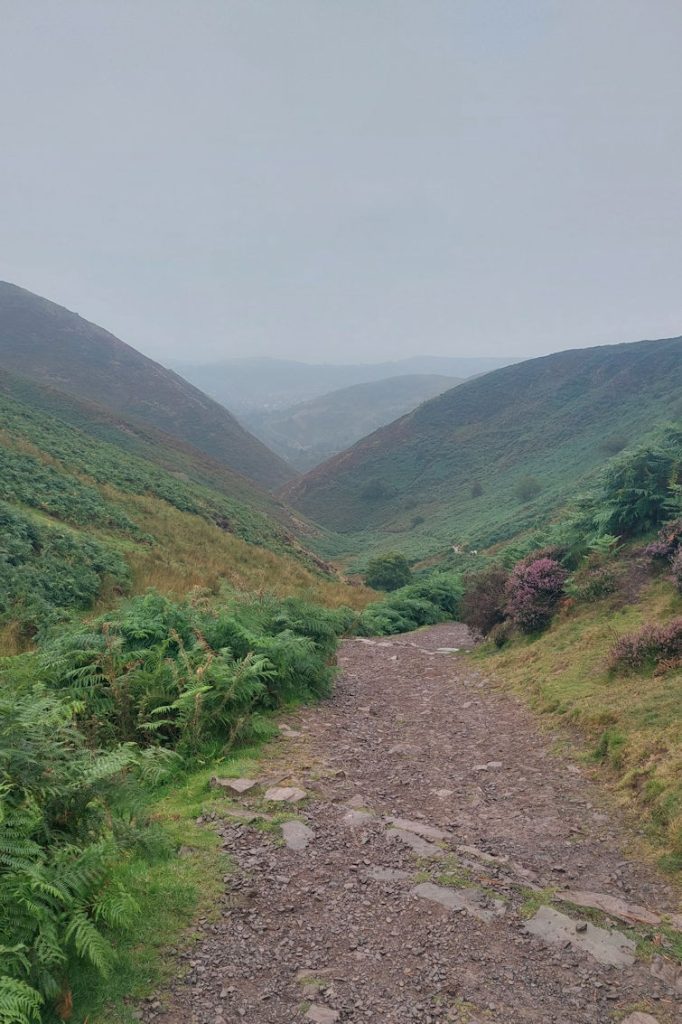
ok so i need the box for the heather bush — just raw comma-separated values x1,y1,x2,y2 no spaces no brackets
608,618,682,672
644,519,682,561
505,557,568,633
460,565,508,635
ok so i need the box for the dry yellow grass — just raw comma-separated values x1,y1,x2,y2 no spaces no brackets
118,494,374,610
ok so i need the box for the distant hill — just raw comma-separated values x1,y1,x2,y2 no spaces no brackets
0,282,294,489
242,374,461,470
170,355,516,413
283,338,682,561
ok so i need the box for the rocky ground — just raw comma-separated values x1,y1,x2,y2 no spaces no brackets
137,623,682,1024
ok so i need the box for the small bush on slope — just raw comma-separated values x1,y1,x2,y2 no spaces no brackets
359,573,463,635
460,565,509,635
608,618,682,672
364,553,412,592
505,557,568,634
0,502,131,640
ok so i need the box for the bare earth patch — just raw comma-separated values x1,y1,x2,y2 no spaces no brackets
136,623,681,1023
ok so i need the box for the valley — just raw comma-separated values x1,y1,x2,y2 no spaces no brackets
1,287,682,1024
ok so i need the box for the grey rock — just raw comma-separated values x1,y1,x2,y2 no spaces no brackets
305,1006,340,1023
556,889,661,926
524,906,636,968
388,827,442,858
210,777,258,794
281,820,314,850
413,882,505,924
264,786,306,803
387,817,449,841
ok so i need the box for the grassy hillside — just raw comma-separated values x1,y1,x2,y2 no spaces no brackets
0,281,294,489
243,373,460,470
284,338,682,564
0,377,370,652
172,354,513,413
477,567,682,869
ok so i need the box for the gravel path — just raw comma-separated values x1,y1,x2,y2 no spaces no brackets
138,623,682,1024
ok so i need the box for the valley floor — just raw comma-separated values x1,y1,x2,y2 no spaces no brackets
136,624,681,1024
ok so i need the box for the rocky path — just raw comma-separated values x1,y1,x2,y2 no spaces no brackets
138,624,682,1024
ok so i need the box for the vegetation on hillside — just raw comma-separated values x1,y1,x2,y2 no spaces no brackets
0,387,371,649
0,282,294,488
284,337,682,565
458,426,682,864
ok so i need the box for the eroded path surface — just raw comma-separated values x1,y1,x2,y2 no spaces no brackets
139,624,682,1024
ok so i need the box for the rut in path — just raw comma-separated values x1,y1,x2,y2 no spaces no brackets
137,623,681,1024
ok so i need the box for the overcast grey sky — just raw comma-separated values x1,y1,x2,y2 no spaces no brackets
1,1,681,364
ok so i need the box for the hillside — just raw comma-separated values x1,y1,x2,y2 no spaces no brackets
284,337,682,562
172,354,514,413
242,374,461,470
0,281,294,489
0,371,370,651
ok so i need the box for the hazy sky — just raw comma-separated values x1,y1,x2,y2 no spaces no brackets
1,1,681,364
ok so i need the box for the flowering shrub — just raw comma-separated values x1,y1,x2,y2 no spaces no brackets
505,557,568,633
644,519,682,561
608,618,682,671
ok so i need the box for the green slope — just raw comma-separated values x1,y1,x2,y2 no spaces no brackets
0,373,368,649
0,281,295,490
242,373,461,470
283,337,682,562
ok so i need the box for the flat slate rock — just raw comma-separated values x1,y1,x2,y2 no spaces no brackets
305,1006,340,1023
388,827,442,858
278,723,302,738
281,820,314,850
210,776,258,794
524,905,636,968
413,882,505,924
387,817,449,841
650,954,682,994
365,866,411,882
621,1013,661,1024
264,786,307,803
556,889,661,926
341,809,373,827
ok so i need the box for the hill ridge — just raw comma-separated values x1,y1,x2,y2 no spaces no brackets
283,335,682,562
0,281,295,489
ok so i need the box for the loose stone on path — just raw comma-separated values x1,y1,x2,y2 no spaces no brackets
264,785,307,803
281,820,314,850
305,1006,340,1024
524,905,636,967
210,776,258,794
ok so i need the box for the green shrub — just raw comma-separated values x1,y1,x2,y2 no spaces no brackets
514,476,542,503
0,685,166,1023
364,553,412,591
460,565,508,635
359,572,463,636
0,502,131,639
38,591,348,756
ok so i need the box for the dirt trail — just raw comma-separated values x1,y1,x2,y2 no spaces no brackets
138,624,682,1024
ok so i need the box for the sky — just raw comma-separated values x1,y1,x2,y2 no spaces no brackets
1,1,681,365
